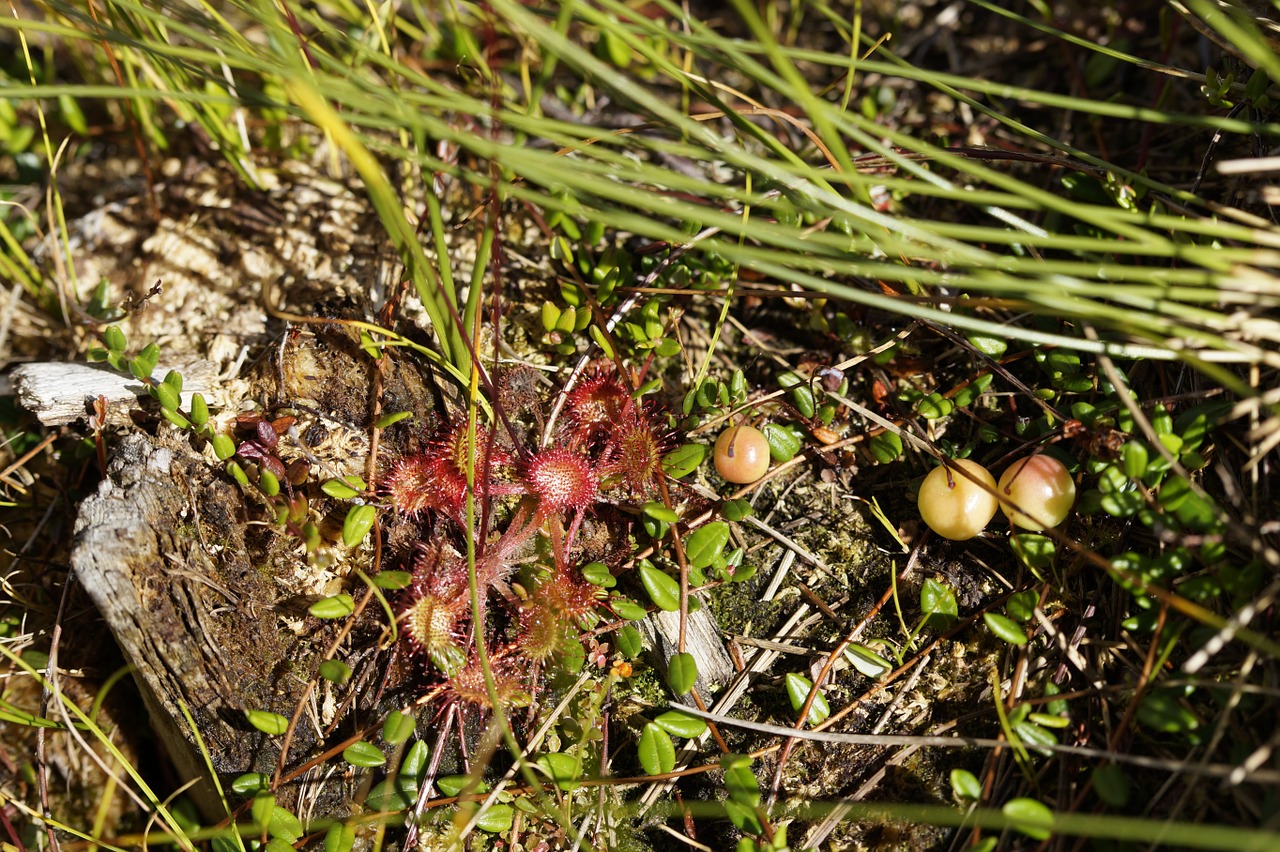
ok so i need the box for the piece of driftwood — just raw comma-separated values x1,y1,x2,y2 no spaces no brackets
636,597,735,705
70,430,382,819
8,361,215,426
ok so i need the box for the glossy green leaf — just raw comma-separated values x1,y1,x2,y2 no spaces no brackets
231,772,271,795
638,722,676,775
402,739,430,779
643,502,679,523
259,468,280,498
639,562,680,612
324,822,356,852
310,594,355,619
950,768,982,801
1003,797,1054,840
611,597,647,621
724,799,762,834
382,710,416,744
211,433,236,461
685,522,729,570
868,431,903,463
375,411,412,428
721,754,761,806
662,443,707,478
920,578,957,628
321,476,365,499
985,612,1027,645
653,709,708,739
435,775,488,797
537,752,580,791
342,504,377,547
667,652,698,695
1005,590,1038,623
246,709,289,736
189,393,209,426
472,803,514,833
616,625,643,658
843,643,892,678
721,498,753,521
581,561,616,587
373,570,411,590
318,659,351,685
785,673,830,725
967,333,1007,359
762,422,803,462
104,325,127,353
267,805,303,842
342,740,386,768
790,385,816,418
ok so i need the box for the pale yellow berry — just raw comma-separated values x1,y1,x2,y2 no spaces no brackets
918,459,998,541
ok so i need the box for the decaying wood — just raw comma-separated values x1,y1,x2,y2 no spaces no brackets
9,361,215,426
70,431,378,818
636,597,735,704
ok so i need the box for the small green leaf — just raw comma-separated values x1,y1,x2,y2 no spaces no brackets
382,709,416,744
373,570,411,590
581,561,615,588
1006,590,1038,623
342,504,377,547
843,643,892,678
259,468,281,498
684,522,729,570
324,823,356,852
1011,534,1056,571
322,476,366,499
721,498,753,521
950,768,982,802
1137,690,1200,732
402,739,430,779
868,431,903,463
104,325,127,353
662,443,707,478
342,741,386,768
267,806,303,842
250,794,275,828
643,502,679,523
319,659,351,685
310,594,355,619
374,411,412,429
762,422,803,462
1029,712,1069,729
358,329,381,360
246,709,289,736
724,799,762,834
785,673,831,725
435,775,488,796
638,722,676,775
654,709,707,739
212,433,236,461
190,393,209,426
471,803,514,833
160,408,192,429
967,333,1007,359
667,652,698,695
984,612,1028,645
231,772,271,795
920,578,957,628
720,754,761,806
537,752,580,791
790,385,816,418
639,562,681,612
1002,797,1054,840
163,369,183,393
226,460,249,487
153,382,184,413
916,392,954,419
611,597,647,621
616,625,643,658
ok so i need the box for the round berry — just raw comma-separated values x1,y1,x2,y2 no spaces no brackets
918,459,998,541
997,454,1076,531
715,425,771,484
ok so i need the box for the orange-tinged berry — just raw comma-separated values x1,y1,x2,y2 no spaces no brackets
714,425,771,484
997,455,1076,531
